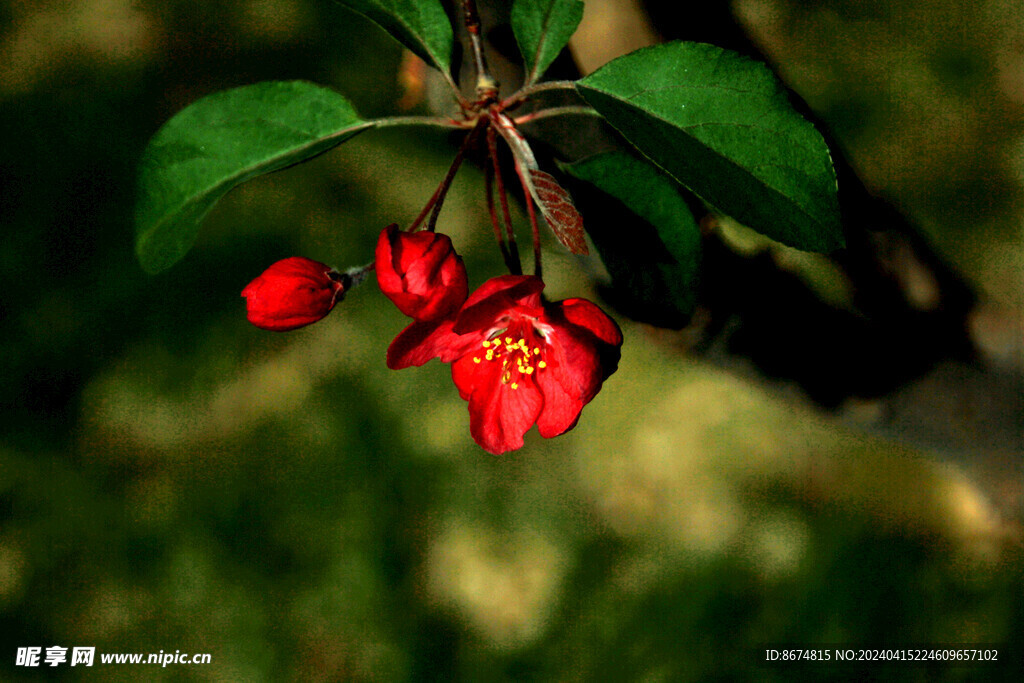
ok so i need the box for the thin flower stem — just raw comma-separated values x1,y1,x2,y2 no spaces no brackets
484,158,514,272
424,152,465,232
512,106,601,126
501,80,578,108
340,261,375,290
423,121,487,233
373,115,474,130
463,0,499,100
406,159,458,233
489,110,538,170
407,125,479,233
520,170,543,280
487,126,522,275
493,111,544,277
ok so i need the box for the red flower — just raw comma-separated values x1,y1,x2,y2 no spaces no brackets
375,224,468,321
241,257,344,331
388,275,622,454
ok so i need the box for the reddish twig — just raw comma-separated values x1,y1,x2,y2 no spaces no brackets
486,125,522,274
519,171,543,280
485,156,516,273
408,123,482,233
512,106,600,126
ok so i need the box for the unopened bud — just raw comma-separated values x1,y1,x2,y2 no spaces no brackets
375,224,468,321
241,257,344,331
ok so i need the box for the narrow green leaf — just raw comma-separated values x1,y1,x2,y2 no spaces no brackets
562,151,701,327
577,41,843,253
511,0,584,85
333,0,454,76
135,81,372,274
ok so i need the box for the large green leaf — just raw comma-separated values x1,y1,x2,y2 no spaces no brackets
333,0,454,76
511,0,584,85
577,41,843,253
135,81,372,274
562,151,701,327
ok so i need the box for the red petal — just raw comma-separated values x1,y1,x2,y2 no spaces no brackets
542,320,604,401
386,319,480,369
462,274,542,309
260,256,335,281
375,225,403,295
453,275,544,334
450,347,495,400
377,226,468,321
393,230,436,272
534,300,622,437
404,247,468,321
558,298,623,347
535,367,585,438
403,234,450,291
551,298,623,381
452,354,543,454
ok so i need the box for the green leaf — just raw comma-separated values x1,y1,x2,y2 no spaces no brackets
135,81,372,274
333,0,454,77
562,151,701,327
577,41,843,253
511,0,584,85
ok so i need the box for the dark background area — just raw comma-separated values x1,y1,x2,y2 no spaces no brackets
1,0,1021,680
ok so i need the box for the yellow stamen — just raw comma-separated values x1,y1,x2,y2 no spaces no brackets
533,348,540,355
511,383,518,390
538,360,547,369
473,357,481,363
526,367,534,374
505,337,512,344
485,350,494,360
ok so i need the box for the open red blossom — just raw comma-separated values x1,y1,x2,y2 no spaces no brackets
388,275,622,454
376,224,468,321
241,257,344,331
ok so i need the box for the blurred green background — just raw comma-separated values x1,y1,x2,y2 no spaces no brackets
1,0,1021,680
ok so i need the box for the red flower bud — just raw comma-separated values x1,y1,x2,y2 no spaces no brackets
241,257,344,331
375,224,468,322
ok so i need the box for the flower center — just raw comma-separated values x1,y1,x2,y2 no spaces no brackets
471,331,547,390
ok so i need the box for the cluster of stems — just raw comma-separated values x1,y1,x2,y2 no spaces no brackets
381,0,592,281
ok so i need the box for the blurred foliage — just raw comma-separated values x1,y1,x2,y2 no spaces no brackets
1,0,1021,681
734,0,1024,310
